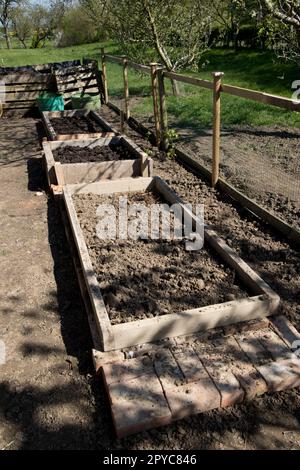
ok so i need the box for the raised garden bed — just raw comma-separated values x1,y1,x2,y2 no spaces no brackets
63,176,280,352
43,135,153,187
41,109,117,141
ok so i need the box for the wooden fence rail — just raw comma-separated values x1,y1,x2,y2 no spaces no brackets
102,49,300,187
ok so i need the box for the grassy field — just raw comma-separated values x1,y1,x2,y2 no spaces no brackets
1,41,300,129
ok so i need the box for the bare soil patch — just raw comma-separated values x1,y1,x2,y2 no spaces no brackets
50,115,106,135
52,142,136,164
73,190,247,325
1,112,300,451
102,101,300,229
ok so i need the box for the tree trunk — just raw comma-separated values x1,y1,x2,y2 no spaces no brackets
171,78,180,97
4,25,11,49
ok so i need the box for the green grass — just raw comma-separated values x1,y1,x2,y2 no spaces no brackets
105,48,300,129
1,42,300,128
0,40,121,67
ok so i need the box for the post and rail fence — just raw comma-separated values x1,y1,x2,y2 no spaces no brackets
100,48,300,190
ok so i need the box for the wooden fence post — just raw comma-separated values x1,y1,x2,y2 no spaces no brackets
122,57,130,120
212,72,224,187
101,47,108,104
157,69,168,151
150,62,161,146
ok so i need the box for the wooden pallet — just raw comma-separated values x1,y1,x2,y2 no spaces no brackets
41,109,118,141
93,316,300,438
54,62,102,102
0,71,56,112
62,176,280,352
42,135,153,188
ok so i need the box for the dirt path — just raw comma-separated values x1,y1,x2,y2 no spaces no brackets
0,119,114,450
1,115,300,450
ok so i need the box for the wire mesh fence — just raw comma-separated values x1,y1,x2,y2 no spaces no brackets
219,117,300,229
103,54,300,233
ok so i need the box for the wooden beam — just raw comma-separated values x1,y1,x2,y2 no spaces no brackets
0,72,53,84
204,227,280,312
63,188,115,351
60,160,141,184
54,132,116,142
45,136,120,150
54,162,66,186
212,72,224,187
222,84,300,112
163,70,213,90
104,54,124,65
58,199,103,350
157,69,168,151
111,296,275,350
90,110,119,134
127,60,151,75
217,179,300,245
66,177,153,196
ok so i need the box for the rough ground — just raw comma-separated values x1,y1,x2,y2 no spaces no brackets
73,191,247,324
0,113,300,450
107,100,300,228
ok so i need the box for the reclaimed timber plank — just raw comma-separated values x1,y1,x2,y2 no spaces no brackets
58,199,103,350
66,177,153,196
63,187,114,350
111,296,276,350
222,84,300,112
61,160,141,184
192,341,244,407
164,70,213,90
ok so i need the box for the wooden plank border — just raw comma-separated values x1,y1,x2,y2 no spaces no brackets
163,70,213,90
63,176,280,351
42,135,153,187
41,109,119,141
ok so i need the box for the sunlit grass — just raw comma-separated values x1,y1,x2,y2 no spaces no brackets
1,41,300,128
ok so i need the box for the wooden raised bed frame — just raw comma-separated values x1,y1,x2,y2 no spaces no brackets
41,109,117,141
42,135,153,187
63,176,280,352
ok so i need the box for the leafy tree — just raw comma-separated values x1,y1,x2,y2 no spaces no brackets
29,1,70,49
0,0,21,48
79,0,110,38
262,0,300,61
59,4,99,46
11,4,32,48
109,0,212,94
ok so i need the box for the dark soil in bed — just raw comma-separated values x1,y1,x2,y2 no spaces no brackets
73,190,248,325
53,142,136,164
50,115,106,135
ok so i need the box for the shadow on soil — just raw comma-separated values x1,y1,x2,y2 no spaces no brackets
2,146,300,449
